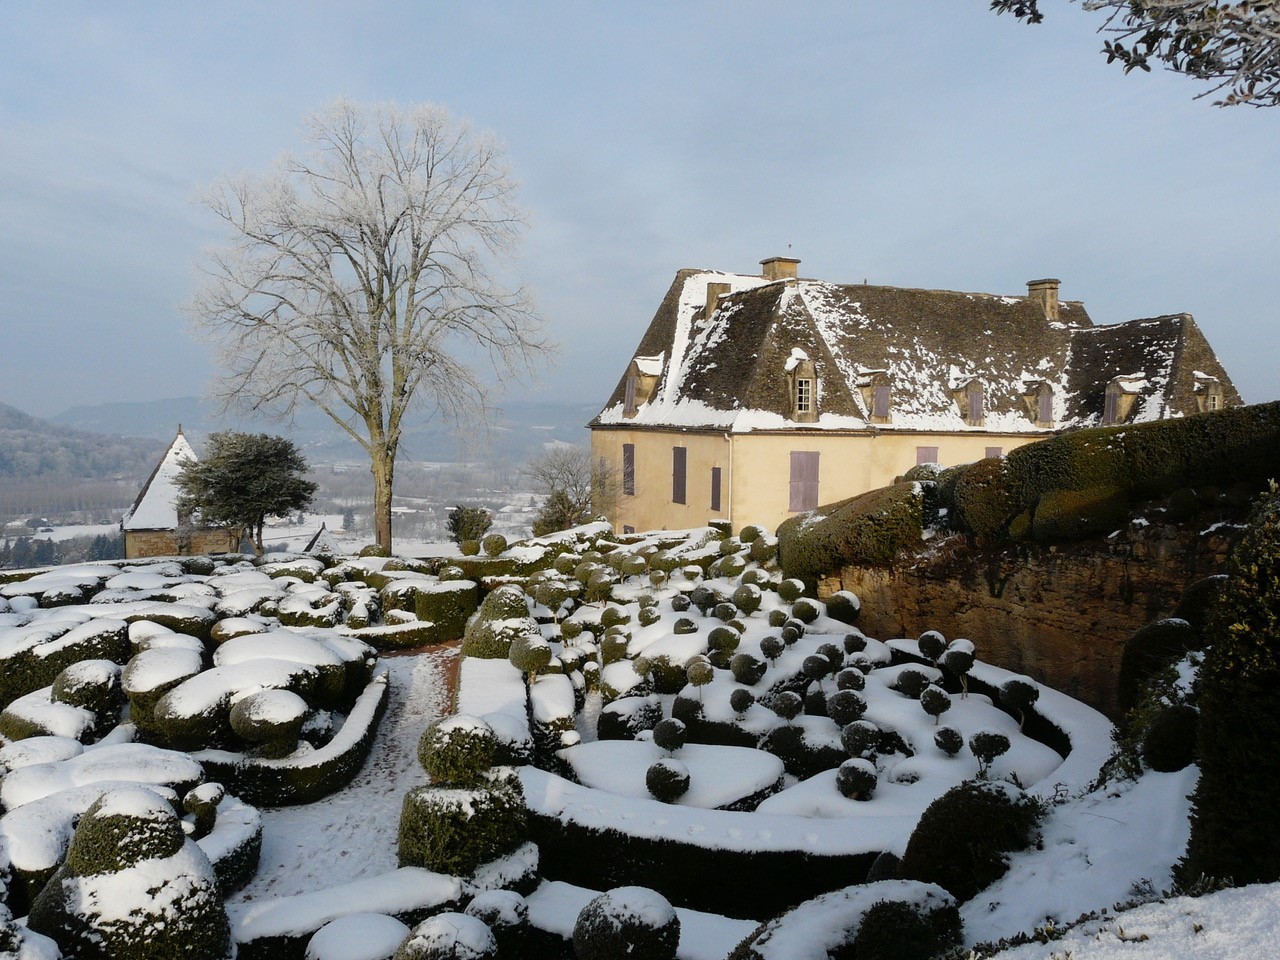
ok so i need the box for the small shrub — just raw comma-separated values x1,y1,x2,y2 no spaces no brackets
652,718,687,754
817,642,844,671
778,579,806,603
934,726,964,757
464,890,529,958
827,689,868,726
825,591,861,625
1117,617,1199,715
729,688,755,717
899,779,1043,903
804,687,827,717
767,609,789,628
803,655,833,684
760,636,784,661
841,720,879,758
397,772,526,876
418,715,497,786
771,691,802,722
673,617,698,635
941,642,975,697
707,626,742,654
999,677,1039,729
646,759,691,803
835,758,877,800
448,505,493,545
836,667,865,691
792,598,821,624
893,668,930,700
732,584,762,616
917,630,946,662
573,887,680,960
920,686,952,725
730,653,767,686
853,896,962,960
395,912,498,960
968,730,1011,777
1142,703,1199,772
670,594,692,612
686,659,714,695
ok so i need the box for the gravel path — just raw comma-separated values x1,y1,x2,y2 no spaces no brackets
228,646,457,903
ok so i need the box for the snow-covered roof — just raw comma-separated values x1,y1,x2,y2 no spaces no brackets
592,267,1241,434
121,431,196,532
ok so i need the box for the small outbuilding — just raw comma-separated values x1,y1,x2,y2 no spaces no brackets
121,428,240,560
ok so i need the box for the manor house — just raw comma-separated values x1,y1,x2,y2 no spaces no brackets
590,257,1240,533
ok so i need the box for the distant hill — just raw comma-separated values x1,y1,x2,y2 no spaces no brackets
0,401,163,482
51,396,598,465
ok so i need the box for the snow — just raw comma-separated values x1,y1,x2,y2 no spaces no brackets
560,739,783,809
304,913,411,960
225,653,452,901
526,880,756,960
400,913,496,957
0,742,203,810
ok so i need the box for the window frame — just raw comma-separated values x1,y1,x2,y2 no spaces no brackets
710,466,722,512
622,443,635,496
672,446,687,505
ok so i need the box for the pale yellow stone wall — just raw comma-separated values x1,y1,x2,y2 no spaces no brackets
593,426,1049,534
592,429,730,532
124,528,241,560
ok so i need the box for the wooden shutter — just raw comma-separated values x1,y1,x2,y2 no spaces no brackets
1038,388,1052,424
985,447,1002,459
967,383,983,422
916,446,939,465
622,444,635,496
624,375,637,415
1104,388,1118,424
672,446,687,504
710,466,722,512
873,384,890,418
789,451,819,512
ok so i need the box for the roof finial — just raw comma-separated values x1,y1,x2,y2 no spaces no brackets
177,423,183,435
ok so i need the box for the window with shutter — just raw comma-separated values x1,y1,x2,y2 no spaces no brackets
985,446,1002,459
966,383,984,424
1038,387,1053,424
672,446,687,504
789,451,820,512
916,446,939,465
710,466,722,512
1104,388,1119,424
622,444,635,496
873,384,890,419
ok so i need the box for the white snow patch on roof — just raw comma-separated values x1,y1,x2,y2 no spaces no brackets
122,433,197,531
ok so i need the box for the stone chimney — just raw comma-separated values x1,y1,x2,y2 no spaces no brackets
1026,278,1061,322
760,257,800,282
705,282,731,318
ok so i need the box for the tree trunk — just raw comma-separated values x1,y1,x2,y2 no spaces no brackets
371,447,396,552
254,519,265,557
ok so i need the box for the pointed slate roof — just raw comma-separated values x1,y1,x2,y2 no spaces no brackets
592,267,1239,434
121,429,196,532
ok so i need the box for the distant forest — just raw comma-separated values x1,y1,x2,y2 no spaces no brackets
0,401,162,519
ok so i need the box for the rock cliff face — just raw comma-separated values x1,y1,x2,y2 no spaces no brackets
818,522,1240,718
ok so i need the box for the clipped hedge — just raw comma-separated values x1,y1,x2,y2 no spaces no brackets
414,580,480,641
1180,488,1280,887
0,618,130,709
398,771,527,876
951,402,1280,545
777,481,925,581
196,675,388,807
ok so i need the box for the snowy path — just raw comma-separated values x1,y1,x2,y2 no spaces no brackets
228,647,457,903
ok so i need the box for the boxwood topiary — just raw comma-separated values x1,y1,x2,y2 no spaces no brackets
1030,484,1131,544
395,912,497,960
51,659,122,720
729,688,755,717
841,719,879,758
852,896,963,960
397,771,526,876
1142,703,1199,772
767,609,788,628
573,887,680,960
825,591,861,625
892,668,930,700
934,726,964,757
1117,617,1200,716
792,598,821,624
464,890,529,958
836,667,865,691
828,689,868,726
419,715,498,786
835,758,877,800
760,636,784,662
652,718,687,754
730,653,767,686
777,481,925,578
646,758,691,802
899,779,1043,902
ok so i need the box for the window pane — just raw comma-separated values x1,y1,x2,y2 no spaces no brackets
710,466,722,512
672,446,687,504
796,379,812,414
622,444,635,496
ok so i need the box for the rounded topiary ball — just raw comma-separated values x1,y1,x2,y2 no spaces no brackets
645,758,691,803
51,659,122,718
836,758,877,800
767,609,789,628
732,584,762,617
934,726,964,757
729,688,755,717
730,652,767,686
707,625,741,654
652,717,687,754
670,594,691,613
836,667,866,691
893,668,931,700
308,914,411,960
817,642,844,670
791,598,821,624
463,890,529,957
918,630,947,661
573,887,680,960
921,685,952,724
673,617,699,635
1142,703,1199,772
825,590,862,625
229,689,309,758
418,715,497,786
760,636,785,662
827,689,868,726
395,912,497,960
771,691,803,722
853,896,962,960
841,719,879,757
778,579,806,603
481,534,508,557
843,633,868,655
803,655,833,683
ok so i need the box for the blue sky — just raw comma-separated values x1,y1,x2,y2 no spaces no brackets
1,1,1277,419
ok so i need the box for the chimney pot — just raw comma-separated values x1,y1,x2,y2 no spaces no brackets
760,256,801,282
1026,278,1061,322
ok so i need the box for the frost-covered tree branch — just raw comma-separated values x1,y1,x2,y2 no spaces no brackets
189,100,550,549
991,0,1280,106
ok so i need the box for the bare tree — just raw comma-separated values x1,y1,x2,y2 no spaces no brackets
992,0,1280,106
189,100,549,550
525,445,617,535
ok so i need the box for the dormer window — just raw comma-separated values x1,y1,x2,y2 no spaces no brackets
622,354,664,419
857,370,892,424
1021,380,1054,428
1193,373,1225,413
951,376,984,426
1103,374,1145,425
785,348,818,423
